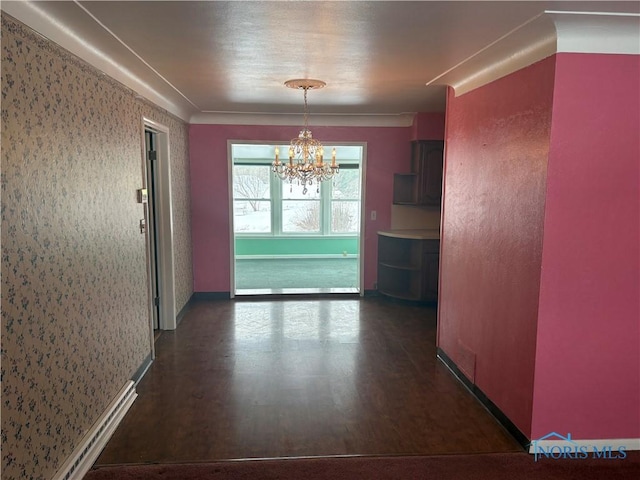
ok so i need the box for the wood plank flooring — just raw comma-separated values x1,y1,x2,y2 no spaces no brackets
95,297,522,465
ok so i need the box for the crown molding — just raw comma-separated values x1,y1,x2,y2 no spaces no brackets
429,10,640,97
5,2,637,124
549,11,640,54
190,112,416,128
1,1,195,122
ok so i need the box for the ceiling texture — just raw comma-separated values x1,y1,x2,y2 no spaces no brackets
2,1,639,124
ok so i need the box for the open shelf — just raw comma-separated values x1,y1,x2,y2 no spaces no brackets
377,233,439,302
392,173,417,204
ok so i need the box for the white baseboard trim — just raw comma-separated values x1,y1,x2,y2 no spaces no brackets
529,437,640,454
52,380,138,480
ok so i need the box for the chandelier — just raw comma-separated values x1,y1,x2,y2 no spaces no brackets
272,79,339,194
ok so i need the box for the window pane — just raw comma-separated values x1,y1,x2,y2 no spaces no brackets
332,169,360,199
283,200,320,233
282,180,321,200
234,200,271,233
332,201,360,233
233,165,270,199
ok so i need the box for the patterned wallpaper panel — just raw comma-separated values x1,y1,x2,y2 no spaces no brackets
1,14,192,480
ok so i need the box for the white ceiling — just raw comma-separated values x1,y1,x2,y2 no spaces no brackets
3,1,639,124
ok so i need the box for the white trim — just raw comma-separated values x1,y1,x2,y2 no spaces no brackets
227,140,236,299
143,118,177,330
229,141,366,295
358,143,368,296
425,12,554,93
6,2,637,122
549,11,640,55
529,438,640,454
1,1,194,121
190,112,416,127
51,381,137,480
429,10,639,98
140,123,155,357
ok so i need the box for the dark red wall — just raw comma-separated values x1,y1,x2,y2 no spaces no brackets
412,112,446,140
438,56,556,437
532,53,640,440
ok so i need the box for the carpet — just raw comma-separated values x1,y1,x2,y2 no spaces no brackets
84,452,640,480
235,257,358,289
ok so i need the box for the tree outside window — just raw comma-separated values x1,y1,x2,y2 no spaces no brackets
232,146,362,236
233,165,271,233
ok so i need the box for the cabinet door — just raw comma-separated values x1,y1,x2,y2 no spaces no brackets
411,141,444,206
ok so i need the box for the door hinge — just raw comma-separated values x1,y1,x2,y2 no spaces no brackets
154,297,160,307
148,150,157,161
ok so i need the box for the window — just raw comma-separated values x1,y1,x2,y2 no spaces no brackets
282,181,320,233
331,168,360,234
233,165,271,233
232,144,362,236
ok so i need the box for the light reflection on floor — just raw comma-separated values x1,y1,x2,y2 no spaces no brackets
230,300,361,446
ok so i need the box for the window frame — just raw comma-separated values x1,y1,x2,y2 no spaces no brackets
232,162,273,234
232,148,361,237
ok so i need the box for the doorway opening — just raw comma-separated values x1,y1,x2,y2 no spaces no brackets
145,129,161,335
142,118,177,343
229,142,366,296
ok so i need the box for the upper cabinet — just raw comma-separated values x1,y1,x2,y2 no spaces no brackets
393,140,444,206
412,140,444,206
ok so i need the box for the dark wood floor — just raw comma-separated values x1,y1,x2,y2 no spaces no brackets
96,296,522,465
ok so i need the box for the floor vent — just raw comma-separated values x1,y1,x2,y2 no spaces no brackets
52,380,138,480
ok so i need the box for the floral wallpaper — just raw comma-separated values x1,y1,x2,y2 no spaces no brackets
163,119,192,313
1,14,193,480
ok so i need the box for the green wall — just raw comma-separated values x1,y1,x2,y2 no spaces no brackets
236,236,359,257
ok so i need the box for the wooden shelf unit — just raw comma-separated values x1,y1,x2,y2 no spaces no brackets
392,173,418,204
378,139,444,302
377,233,439,302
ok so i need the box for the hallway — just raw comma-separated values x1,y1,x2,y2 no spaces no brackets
95,297,521,464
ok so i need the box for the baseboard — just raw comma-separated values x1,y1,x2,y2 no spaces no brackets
131,353,152,385
51,380,137,480
437,348,640,456
192,291,231,300
437,347,529,450
176,294,194,325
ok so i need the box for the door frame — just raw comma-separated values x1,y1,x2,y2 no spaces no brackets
227,140,367,296
141,117,177,334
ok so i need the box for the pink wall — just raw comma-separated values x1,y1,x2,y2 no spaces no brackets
531,54,640,440
438,57,556,437
189,124,415,292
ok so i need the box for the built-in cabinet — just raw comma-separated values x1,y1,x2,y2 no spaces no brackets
377,231,439,302
393,140,444,206
379,140,444,302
